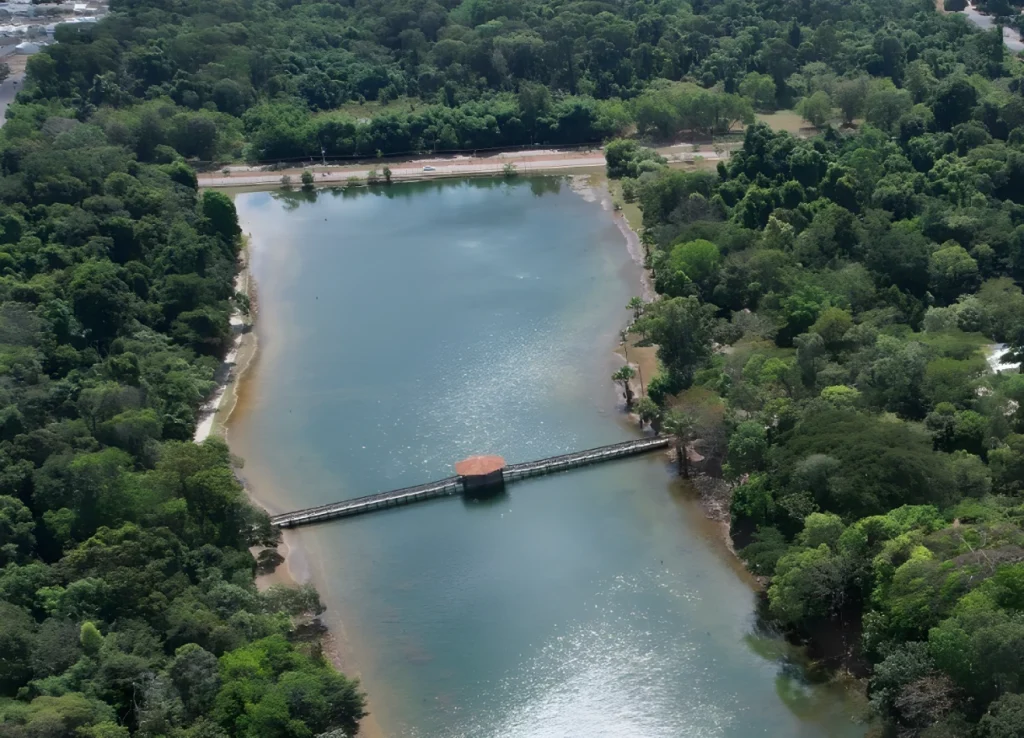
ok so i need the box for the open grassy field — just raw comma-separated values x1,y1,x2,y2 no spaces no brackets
756,110,816,136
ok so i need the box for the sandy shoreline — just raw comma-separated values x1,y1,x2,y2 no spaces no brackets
585,173,661,418
595,175,743,561
186,237,305,595
193,241,256,444
197,142,732,190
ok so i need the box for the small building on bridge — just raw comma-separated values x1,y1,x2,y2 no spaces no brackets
455,455,506,497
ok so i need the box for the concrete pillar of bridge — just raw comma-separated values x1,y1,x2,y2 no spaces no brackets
455,455,506,498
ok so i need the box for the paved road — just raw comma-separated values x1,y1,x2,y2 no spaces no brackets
0,72,24,126
0,50,27,127
197,149,730,188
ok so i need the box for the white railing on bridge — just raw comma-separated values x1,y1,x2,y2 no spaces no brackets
271,477,461,527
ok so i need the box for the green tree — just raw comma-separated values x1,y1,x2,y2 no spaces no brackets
869,642,942,727
810,306,853,353
798,512,845,549
933,77,979,130
904,60,938,103
634,396,661,431
860,335,928,417
644,296,716,387
773,408,954,518
796,332,827,386
79,723,131,738
202,189,242,242
0,604,34,695
0,496,34,565
929,593,1024,707
779,286,832,345
865,83,913,132
79,621,104,656
605,139,665,179
170,643,220,719
929,244,980,303
768,544,851,628
606,138,643,178
213,636,365,736
990,435,1024,493
725,421,768,478
949,449,992,498
1,694,115,736
667,239,721,290
979,693,1024,738
819,385,861,409
739,72,777,112
69,262,132,349
834,78,869,126
798,91,833,129
739,526,788,575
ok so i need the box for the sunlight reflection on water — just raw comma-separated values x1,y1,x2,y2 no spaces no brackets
430,571,733,738
232,180,867,738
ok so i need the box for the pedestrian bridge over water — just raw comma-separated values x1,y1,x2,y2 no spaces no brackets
270,436,670,528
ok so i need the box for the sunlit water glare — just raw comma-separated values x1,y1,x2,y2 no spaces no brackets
230,178,866,738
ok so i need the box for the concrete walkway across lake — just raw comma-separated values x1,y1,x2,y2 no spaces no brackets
271,436,672,528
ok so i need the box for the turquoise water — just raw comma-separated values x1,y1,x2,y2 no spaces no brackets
230,178,866,738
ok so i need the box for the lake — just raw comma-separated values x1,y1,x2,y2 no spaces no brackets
228,177,867,738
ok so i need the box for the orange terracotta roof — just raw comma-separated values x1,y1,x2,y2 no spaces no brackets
454,455,506,476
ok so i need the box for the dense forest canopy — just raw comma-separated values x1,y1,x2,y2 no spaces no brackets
0,2,373,731
0,153,368,737
12,0,1009,160
600,6,1024,733
4,0,1024,735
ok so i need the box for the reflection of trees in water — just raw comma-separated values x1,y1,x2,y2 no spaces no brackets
273,187,319,210
741,626,863,727
529,175,563,197
269,175,567,209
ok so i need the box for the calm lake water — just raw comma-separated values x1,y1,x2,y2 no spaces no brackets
229,178,867,738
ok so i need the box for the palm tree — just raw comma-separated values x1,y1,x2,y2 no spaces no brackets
626,296,644,321
640,230,655,260
663,408,697,478
612,365,636,408
634,396,661,432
